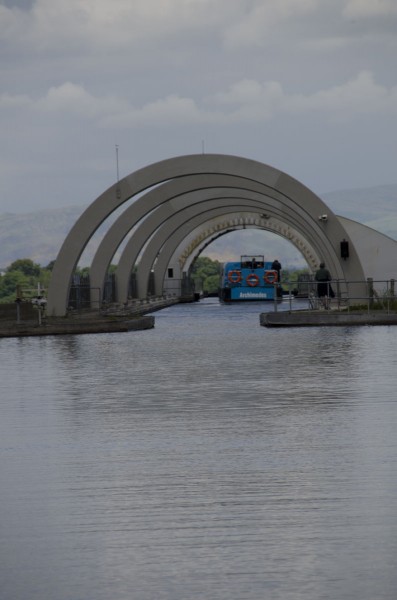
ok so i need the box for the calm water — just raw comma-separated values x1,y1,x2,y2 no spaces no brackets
1,298,397,600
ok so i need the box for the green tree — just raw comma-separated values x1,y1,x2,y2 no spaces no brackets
191,257,222,278
282,267,310,284
203,274,221,293
38,267,52,290
0,270,31,302
45,260,56,271
0,258,53,303
7,258,41,278
75,265,90,277
191,257,222,293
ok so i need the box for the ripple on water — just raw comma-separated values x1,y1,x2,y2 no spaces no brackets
1,299,397,600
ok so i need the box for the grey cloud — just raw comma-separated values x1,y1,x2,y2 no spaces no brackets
0,0,396,215
344,0,397,18
8,71,394,125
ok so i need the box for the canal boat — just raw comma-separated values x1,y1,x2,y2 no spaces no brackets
219,255,282,302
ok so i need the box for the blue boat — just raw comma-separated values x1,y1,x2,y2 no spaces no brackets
219,255,282,302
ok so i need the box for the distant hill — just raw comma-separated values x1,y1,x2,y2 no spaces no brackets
322,184,397,239
0,205,87,269
1,184,396,269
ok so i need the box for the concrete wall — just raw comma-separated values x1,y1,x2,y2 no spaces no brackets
338,216,397,288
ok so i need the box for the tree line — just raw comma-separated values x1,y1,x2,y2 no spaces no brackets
0,257,310,302
0,259,54,303
0,257,224,302
0,259,91,303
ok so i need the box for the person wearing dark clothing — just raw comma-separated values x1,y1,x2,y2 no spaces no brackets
271,259,282,282
315,262,334,303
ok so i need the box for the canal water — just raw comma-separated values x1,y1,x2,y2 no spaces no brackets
1,298,396,600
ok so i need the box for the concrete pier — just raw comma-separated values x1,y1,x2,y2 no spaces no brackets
0,296,181,338
260,310,397,328
0,315,155,338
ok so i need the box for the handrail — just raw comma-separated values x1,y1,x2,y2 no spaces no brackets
278,278,396,314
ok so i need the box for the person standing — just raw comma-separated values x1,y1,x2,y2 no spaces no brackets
315,262,333,307
271,259,282,283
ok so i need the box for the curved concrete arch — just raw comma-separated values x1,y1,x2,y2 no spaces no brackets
89,172,324,302
116,199,267,301
136,202,271,300
175,215,319,276
115,179,353,302
136,188,343,300
47,154,366,315
120,180,351,301
150,205,326,300
50,155,293,314
89,173,273,299
154,215,310,297
117,186,333,302
117,188,316,300
151,209,322,299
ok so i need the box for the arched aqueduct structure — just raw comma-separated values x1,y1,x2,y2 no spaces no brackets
47,154,397,316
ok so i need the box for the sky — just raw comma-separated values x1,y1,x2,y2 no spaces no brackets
1,0,397,215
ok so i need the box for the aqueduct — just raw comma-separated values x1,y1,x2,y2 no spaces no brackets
47,154,397,316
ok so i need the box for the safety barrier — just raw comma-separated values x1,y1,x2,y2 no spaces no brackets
274,278,397,314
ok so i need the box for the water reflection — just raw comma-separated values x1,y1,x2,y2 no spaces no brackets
1,299,397,600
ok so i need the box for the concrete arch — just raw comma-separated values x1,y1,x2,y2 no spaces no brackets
172,215,319,275
89,174,266,298
145,205,323,300
111,180,352,300
115,188,320,301
116,178,350,300
154,212,319,299
134,202,270,300
47,154,366,316
89,172,323,301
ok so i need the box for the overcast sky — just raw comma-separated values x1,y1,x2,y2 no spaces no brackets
1,0,396,214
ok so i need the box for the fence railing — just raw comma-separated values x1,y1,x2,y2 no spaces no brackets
67,276,397,314
278,278,396,314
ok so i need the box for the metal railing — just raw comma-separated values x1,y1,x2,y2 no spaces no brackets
275,278,397,314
